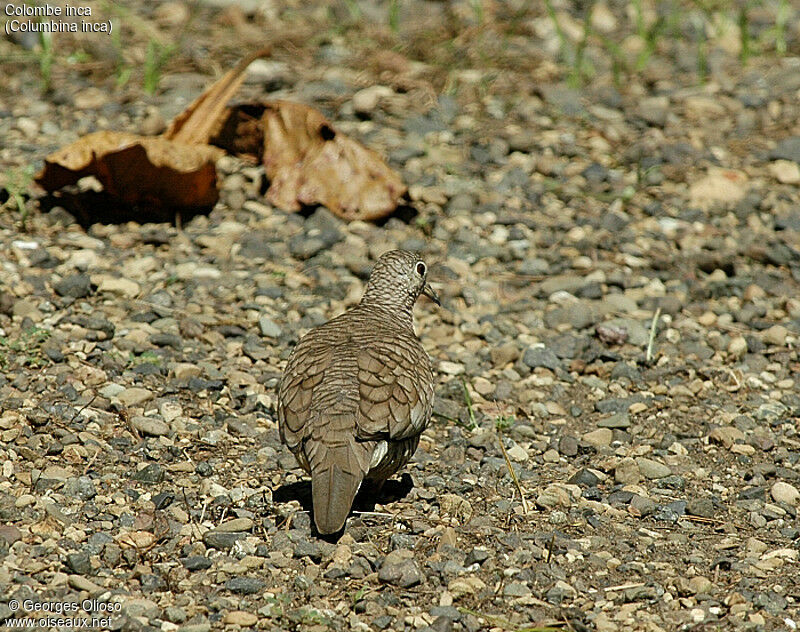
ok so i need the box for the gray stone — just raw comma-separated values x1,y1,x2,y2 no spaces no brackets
630,494,657,516
259,315,282,338
521,346,563,371
597,412,630,429
225,576,265,594
770,136,800,163
65,551,92,575
378,559,423,588
203,531,246,550
54,273,92,298
636,457,671,479
686,497,716,518
131,415,170,437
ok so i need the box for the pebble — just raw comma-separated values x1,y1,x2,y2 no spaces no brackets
762,324,788,346
771,482,800,506
769,160,800,184
225,577,265,595
53,273,92,298
597,412,630,429
352,85,393,115
582,428,613,448
116,387,155,407
97,277,141,298
521,345,563,371
689,170,747,206
131,415,170,437
636,457,671,479
223,611,258,626
615,458,641,484
258,315,283,338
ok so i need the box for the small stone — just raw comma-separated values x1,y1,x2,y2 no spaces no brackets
464,547,490,566
439,361,465,376
259,316,282,338
0,525,22,546
160,401,183,423
65,551,92,575
688,575,713,595
352,85,393,115
378,559,423,588
770,136,800,162
637,96,669,126
204,531,247,550
503,582,532,597
132,463,164,484
568,468,600,487
597,412,630,429
447,576,486,598
64,476,97,500
215,518,254,532
164,606,187,623
709,426,745,449
473,377,494,396
689,169,747,206
636,457,671,479
116,387,154,407
769,160,800,184
728,336,748,358
630,494,656,517
182,556,213,571
521,345,563,371
223,611,258,627
131,415,170,437
225,577,265,594
67,575,103,594
558,435,578,456
54,273,92,298
771,482,800,506
536,484,574,509
97,277,141,298
173,363,202,380
582,428,613,448
687,498,716,518
615,457,641,484
490,342,519,367
763,324,788,346
506,442,528,462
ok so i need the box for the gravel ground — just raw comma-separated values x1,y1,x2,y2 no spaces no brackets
1,1,800,631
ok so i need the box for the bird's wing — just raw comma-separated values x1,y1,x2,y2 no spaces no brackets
355,335,434,441
277,334,337,450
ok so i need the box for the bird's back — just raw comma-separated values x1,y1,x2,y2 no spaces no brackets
278,302,434,534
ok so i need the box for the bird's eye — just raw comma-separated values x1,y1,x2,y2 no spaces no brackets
416,262,426,276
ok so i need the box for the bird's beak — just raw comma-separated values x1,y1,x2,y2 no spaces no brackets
422,282,440,306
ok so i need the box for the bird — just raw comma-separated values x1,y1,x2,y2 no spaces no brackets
277,250,439,535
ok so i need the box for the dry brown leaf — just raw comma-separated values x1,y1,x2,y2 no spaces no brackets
258,100,406,221
36,130,223,209
163,46,271,146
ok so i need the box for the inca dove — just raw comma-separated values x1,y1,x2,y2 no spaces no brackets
278,250,439,535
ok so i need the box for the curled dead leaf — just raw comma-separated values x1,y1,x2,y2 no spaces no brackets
36,130,223,209
254,101,406,221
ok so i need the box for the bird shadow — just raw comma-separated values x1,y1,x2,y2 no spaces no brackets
272,473,415,541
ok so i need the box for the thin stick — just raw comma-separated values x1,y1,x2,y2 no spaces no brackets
646,307,661,364
497,431,529,515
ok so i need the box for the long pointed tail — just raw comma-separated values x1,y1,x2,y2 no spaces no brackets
306,438,370,535
311,461,363,534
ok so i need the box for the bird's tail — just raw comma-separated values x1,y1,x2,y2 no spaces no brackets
306,434,371,535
